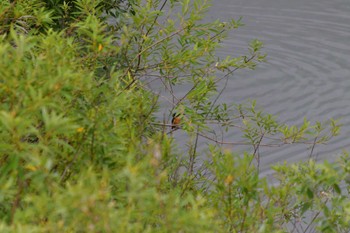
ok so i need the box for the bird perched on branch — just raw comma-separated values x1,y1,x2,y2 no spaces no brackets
171,113,181,130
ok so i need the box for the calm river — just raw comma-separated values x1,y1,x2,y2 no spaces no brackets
208,0,350,175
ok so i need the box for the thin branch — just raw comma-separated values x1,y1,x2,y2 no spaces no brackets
136,0,169,71
309,136,318,159
189,126,200,177
252,132,265,171
146,0,169,37
60,133,87,183
303,198,329,233
159,76,179,103
131,28,185,65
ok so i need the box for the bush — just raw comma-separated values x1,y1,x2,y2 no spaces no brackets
0,0,347,232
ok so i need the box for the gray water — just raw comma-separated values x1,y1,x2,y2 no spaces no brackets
207,0,350,175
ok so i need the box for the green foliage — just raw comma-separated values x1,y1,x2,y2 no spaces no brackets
0,0,53,34
0,0,347,232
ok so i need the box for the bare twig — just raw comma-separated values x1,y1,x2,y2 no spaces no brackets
303,198,329,233
309,136,318,159
252,132,265,171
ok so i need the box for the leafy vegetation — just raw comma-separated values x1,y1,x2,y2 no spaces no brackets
0,0,348,232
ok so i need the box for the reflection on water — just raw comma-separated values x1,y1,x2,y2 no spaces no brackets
208,0,350,174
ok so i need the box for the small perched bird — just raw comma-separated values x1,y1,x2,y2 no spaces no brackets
171,113,181,129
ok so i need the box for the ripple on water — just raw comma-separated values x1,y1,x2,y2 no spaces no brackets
208,0,350,171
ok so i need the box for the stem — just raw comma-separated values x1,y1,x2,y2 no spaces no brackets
10,175,24,224
228,185,234,232
189,126,200,177
309,136,318,159
136,0,169,71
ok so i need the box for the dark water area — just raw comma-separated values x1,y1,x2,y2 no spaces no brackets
206,0,350,175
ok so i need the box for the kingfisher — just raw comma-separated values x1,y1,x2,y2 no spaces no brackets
171,113,181,129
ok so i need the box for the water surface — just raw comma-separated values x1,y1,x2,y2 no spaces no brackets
208,0,350,174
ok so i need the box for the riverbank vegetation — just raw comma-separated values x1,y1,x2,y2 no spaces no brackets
0,0,349,232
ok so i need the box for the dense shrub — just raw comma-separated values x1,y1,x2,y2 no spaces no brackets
0,0,348,232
